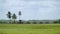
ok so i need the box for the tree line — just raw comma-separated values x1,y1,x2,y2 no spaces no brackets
6,11,60,24
0,11,60,24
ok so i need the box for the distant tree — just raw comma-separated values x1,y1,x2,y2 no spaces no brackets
18,11,22,24
12,13,17,23
58,19,60,24
45,22,49,24
26,21,30,24
7,11,12,23
33,22,36,24
40,22,43,24
18,11,21,20
54,21,58,24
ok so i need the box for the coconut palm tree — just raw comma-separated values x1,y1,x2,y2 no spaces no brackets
7,11,12,23
18,11,21,20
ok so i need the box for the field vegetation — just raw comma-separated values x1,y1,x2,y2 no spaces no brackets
0,24,60,34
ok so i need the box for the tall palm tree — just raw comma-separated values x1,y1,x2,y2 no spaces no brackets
7,11,12,23
18,11,21,20
12,13,17,23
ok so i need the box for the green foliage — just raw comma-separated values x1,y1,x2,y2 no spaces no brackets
40,22,43,24
54,21,58,24
33,22,36,24
19,11,21,15
58,19,60,24
45,22,49,24
7,11,12,23
12,13,17,19
18,11,21,20
12,13,17,23
0,21,6,24
7,11,11,18
26,21,30,24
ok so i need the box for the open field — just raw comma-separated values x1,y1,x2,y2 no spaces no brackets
0,24,60,34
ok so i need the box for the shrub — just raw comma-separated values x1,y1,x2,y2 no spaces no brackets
45,22,49,24
26,21,30,24
33,22,36,24
17,20,22,24
54,21,58,24
39,22,43,24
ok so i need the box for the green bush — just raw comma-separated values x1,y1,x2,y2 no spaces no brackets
45,22,49,24
33,22,36,24
26,21,30,24
39,22,43,24
54,21,58,24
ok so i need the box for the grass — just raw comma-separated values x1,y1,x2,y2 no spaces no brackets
0,24,60,34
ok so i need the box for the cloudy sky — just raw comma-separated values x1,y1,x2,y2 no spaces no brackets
0,0,60,20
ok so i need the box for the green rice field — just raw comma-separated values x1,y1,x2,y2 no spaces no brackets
0,24,60,34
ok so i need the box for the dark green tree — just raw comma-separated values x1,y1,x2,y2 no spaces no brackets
18,11,21,20
45,22,49,24
40,22,43,24
58,19,60,24
12,13,17,23
26,21,30,24
33,22,36,24
7,11,12,23
54,21,58,24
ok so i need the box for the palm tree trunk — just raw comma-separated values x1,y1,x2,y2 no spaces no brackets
9,18,11,24
19,15,20,20
10,18,12,24
14,19,15,24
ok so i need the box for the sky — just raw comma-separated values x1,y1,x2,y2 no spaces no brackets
0,0,60,20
